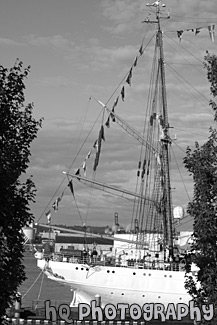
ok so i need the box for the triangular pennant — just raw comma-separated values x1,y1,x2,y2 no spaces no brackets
195,28,202,35
81,160,87,177
208,25,215,42
177,30,183,42
45,210,51,224
93,139,99,152
105,116,110,128
75,168,80,175
86,150,91,160
100,125,105,141
60,190,64,200
75,168,81,180
133,56,138,67
111,107,116,122
121,86,125,101
126,68,132,86
68,180,74,196
52,197,61,212
113,96,119,109
93,128,103,171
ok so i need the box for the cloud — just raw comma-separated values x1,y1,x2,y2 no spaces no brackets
25,34,80,63
101,0,144,34
173,112,212,124
38,76,77,88
174,0,216,18
0,37,25,46
26,34,74,50
100,0,217,35
87,44,139,71
26,0,217,227
25,32,140,73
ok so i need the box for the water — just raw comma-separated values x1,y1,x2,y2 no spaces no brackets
18,252,72,308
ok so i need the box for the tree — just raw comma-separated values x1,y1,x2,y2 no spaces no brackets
184,52,217,324
0,60,43,322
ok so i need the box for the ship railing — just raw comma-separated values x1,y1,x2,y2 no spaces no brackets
125,259,185,271
47,254,185,271
50,254,111,266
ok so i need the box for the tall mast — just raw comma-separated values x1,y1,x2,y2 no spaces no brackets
145,1,174,257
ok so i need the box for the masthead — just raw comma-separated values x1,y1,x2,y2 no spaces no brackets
143,1,170,23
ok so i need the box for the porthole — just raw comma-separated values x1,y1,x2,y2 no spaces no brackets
148,274,151,276
112,271,115,273
86,268,89,271
158,296,161,298
107,270,110,273
143,273,146,276
81,268,84,270
133,272,136,275
164,275,167,277
169,275,172,278
121,293,124,295
75,267,78,270
142,295,145,297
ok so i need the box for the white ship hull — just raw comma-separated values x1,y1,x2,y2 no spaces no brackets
37,259,191,307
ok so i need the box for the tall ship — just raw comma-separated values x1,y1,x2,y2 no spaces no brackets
36,1,200,308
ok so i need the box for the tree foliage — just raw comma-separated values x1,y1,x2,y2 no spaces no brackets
0,60,42,322
184,52,217,324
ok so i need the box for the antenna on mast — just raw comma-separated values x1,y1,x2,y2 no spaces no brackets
146,1,165,7
143,1,169,23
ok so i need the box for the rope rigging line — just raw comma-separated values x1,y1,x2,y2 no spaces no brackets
163,32,215,115
105,31,156,106
141,48,164,234
171,146,191,202
176,218,194,229
85,101,107,224
173,126,212,138
35,271,45,310
66,175,84,225
169,15,217,20
165,17,217,26
74,176,136,205
171,139,187,154
166,63,213,114
37,98,103,224
133,39,160,231
163,31,216,114
164,34,204,73
37,30,157,226
21,268,44,300
131,43,159,230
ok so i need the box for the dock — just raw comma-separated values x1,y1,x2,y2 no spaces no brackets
7,320,195,325
7,304,195,324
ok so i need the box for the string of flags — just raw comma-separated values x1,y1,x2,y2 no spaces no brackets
45,210,51,225
43,27,215,225
75,41,145,176
176,24,215,42
44,41,146,225
105,42,144,128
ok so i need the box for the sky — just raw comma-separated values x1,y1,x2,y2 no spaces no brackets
1,0,217,229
